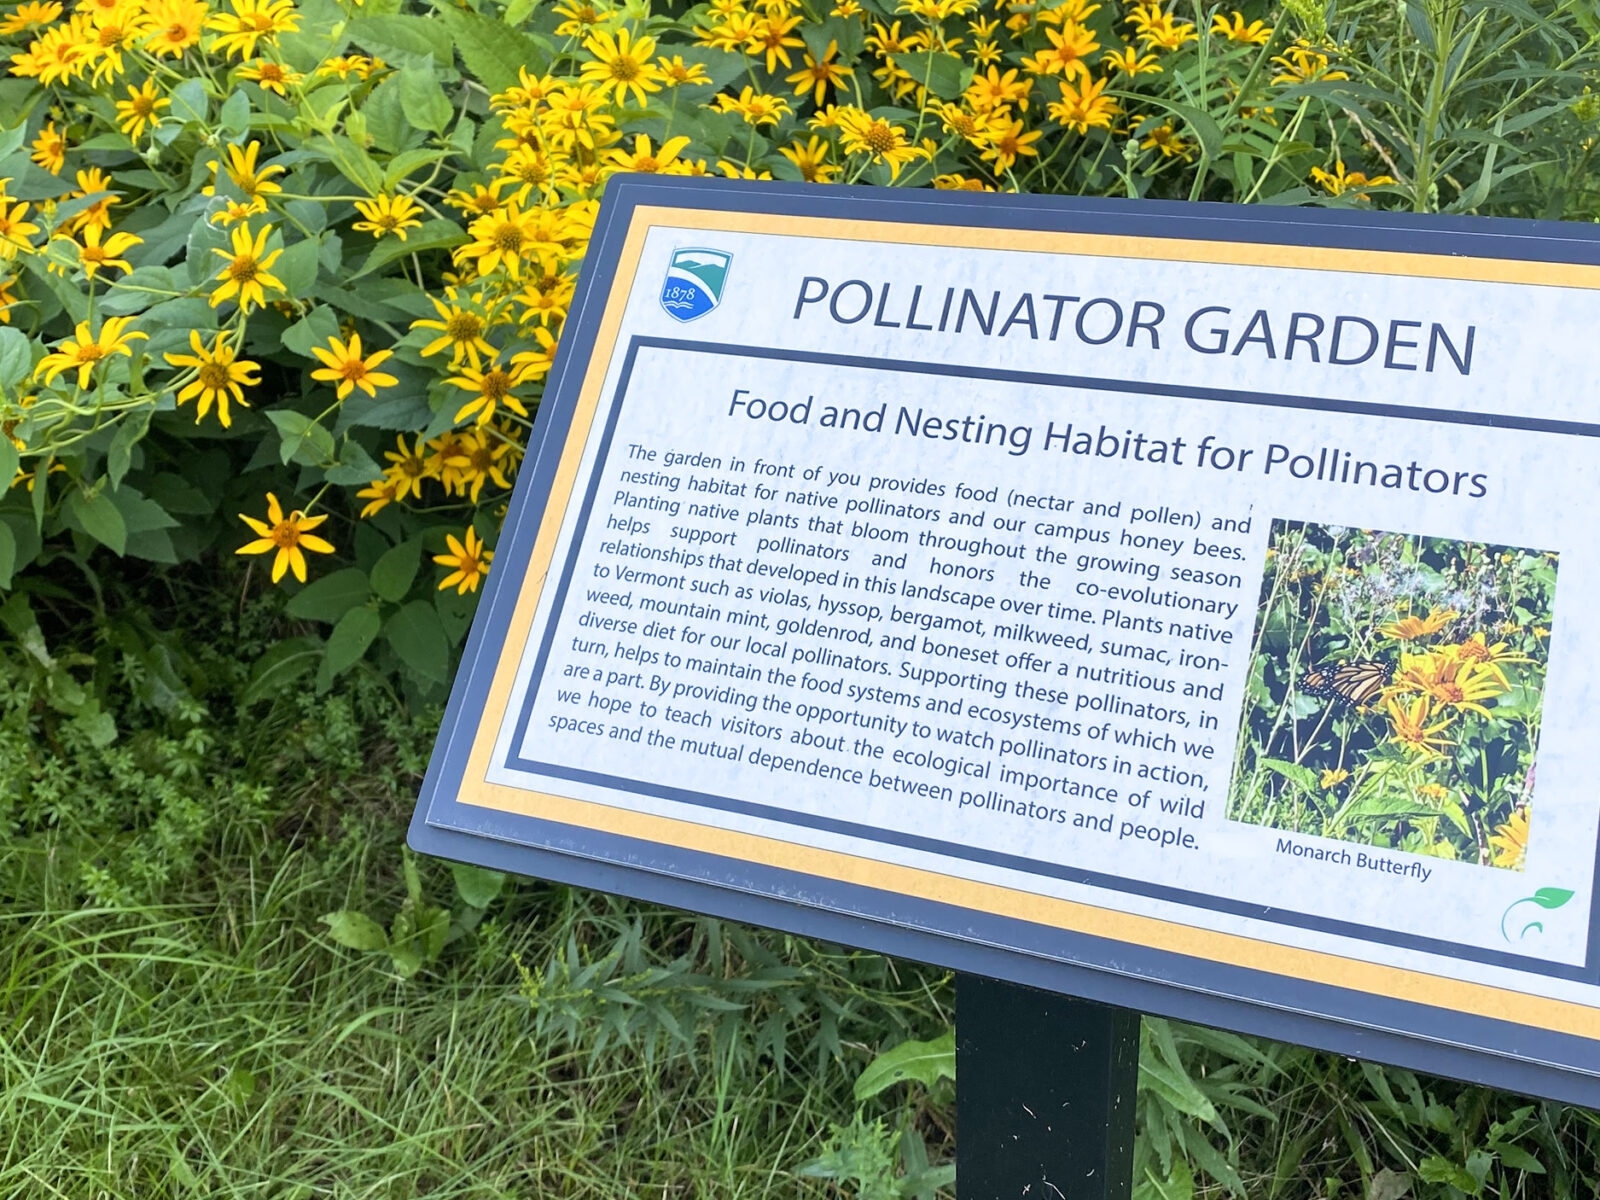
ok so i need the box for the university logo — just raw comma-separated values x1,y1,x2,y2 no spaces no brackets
660,248,732,322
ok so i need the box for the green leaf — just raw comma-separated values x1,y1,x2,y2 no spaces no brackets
283,306,341,359
853,1032,955,1101
324,437,384,486
268,410,337,467
451,862,506,909
896,50,966,100
1492,1143,1544,1173
400,57,453,134
347,12,444,59
106,406,152,489
1532,887,1574,909
284,565,371,621
65,489,128,555
0,434,18,488
1261,757,1319,794
385,599,449,682
242,636,321,704
351,218,465,280
168,78,208,125
1116,92,1224,163
0,122,25,163
370,538,421,602
0,521,15,590
437,6,547,92
320,910,389,951
0,326,32,392
317,605,381,688
219,88,251,139
274,236,322,299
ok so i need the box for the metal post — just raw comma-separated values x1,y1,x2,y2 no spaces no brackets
956,974,1140,1200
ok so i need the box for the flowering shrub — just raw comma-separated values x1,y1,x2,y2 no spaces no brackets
0,0,1594,695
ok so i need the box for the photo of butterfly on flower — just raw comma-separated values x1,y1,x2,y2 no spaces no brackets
1228,519,1556,871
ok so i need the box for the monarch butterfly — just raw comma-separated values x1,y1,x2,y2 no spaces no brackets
1300,658,1393,708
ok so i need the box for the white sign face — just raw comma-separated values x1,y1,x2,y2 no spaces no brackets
413,180,1600,1104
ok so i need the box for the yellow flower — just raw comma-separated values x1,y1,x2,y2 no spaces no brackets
785,41,851,105
1211,10,1272,44
309,333,398,400
115,78,170,139
434,527,493,594
1102,45,1161,75
445,429,515,502
204,140,286,201
580,26,661,107
143,0,207,56
746,6,805,72
209,197,268,226
965,65,1032,114
606,133,693,176
30,122,67,174
712,85,792,126
163,329,259,427
655,54,710,86
351,193,425,241
778,135,840,183
206,0,299,59
236,492,335,584
932,172,994,191
238,56,303,95
1046,74,1119,133
355,475,402,518
552,0,611,38
412,290,496,367
0,275,19,322
35,316,147,389
1318,768,1348,790
830,0,861,14
72,225,143,277
1020,20,1098,83
0,198,42,259
382,434,438,500
1311,159,1396,199
836,108,923,179
1488,807,1530,870
1385,694,1455,758
979,115,1043,172
1381,607,1458,640
449,358,533,426
458,205,544,280
0,0,62,33
210,222,285,311
61,167,118,237
1140,122,1192,160
319,53,381,78
1270,40,1348,84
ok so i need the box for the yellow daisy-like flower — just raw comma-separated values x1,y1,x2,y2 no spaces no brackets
778,136,840,183
434,526,493,594
1311,159,1397,199
143,0,207,56
1140,123,1192,160
35,316,147,389
30,121,67,174
236,492,335,584
163,329,260,427
579,26,661,107
72,225,143,277
979,115,1043,172
712,85,791,126
445,429,515,502
1381,606,1459,640
308,333,398,400
115,78,170,139
606,133,693,175
238,57,303,95
210,222,285,311
1046,74,1119,133
0,0,62,33
1384,694,1455,759
351,193,425,241
1488,807,1530,871
457,205,543,281
0,193,43,259
411,290,496,367
209,197,268,226
655,54,710,86
1102,46,1162,75
449,358,533,426
204,140,286,201
1318,767,1348,790
836,109,923,179
784,41,851,106
382,434,438,501
355,475,402,518
206,0,299,59
1211,10,1272,44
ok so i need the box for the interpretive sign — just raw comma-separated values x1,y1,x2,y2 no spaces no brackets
410,177,1600,1106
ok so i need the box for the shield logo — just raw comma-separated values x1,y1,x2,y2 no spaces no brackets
660,248,732,322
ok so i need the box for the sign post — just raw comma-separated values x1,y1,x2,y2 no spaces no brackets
957,976,1138,1199
411,176,1600,1135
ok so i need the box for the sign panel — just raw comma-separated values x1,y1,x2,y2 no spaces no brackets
410,177,1600,1105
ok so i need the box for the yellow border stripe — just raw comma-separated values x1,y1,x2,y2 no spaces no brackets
453,206,1600,1042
